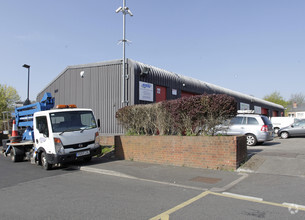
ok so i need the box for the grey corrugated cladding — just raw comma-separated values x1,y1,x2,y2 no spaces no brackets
37,59,284,135
37,59,128,135
132,60,283,110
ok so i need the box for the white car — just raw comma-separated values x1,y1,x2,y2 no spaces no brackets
271,117,299,134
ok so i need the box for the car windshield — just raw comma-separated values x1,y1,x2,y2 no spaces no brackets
50,111,97,133
292,120,305,127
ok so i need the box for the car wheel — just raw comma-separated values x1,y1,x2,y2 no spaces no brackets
274,128,279,134
280,131,289,139
246,134,257,146
41,152,52,170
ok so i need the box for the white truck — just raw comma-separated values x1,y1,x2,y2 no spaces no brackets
271,117,300,134
5,93,101,170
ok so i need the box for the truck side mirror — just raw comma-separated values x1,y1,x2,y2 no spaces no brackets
97,119,101,128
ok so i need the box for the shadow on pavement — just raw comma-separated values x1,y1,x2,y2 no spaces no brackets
261,141,281,146
63,149,118,171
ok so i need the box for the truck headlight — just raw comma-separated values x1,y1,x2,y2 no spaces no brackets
54,138,65,154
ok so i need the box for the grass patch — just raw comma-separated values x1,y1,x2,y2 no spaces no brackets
102,146,114,154
95,146,114,158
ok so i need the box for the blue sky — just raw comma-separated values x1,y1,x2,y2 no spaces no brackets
1,0,304,101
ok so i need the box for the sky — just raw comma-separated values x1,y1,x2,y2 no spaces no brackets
1,0,304,102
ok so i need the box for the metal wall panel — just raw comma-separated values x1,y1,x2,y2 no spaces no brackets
53,78,60,104
70,69,77,105
90,67,100,120
96,63,124,134
59,74,65,104
64,70,70,103
76,68,83,107
36,59,284,134
37,60,125,135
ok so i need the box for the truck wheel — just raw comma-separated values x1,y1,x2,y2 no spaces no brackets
10,148,17,162
274,128,279,134
246,134,257,146
10,147,24,162
83,156,92,163
41,152,52,170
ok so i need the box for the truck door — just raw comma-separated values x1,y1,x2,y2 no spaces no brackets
34,116,53,153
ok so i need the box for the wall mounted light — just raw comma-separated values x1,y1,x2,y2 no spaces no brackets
140,67,150,76
80,71,85,78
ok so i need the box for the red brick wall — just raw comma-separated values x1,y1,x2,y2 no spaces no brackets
115,135,247,170
97,135,115,146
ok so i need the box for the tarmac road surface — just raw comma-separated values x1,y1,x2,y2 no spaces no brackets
1,137,305,219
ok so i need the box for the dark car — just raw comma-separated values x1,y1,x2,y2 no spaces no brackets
278,119,305,139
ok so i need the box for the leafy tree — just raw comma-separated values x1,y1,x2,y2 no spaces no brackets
0,84,20,119
263,91,288,108
289,93,305,105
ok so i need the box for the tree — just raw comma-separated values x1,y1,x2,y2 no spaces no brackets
263,91,288,108
0,84,20,119
289,93,305,105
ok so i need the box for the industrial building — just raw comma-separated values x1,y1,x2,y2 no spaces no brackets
37,59,284,135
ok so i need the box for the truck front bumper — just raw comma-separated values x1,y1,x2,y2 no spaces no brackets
46,144,101,164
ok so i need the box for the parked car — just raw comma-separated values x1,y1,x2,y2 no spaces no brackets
278,119,305,139
217,114,274,146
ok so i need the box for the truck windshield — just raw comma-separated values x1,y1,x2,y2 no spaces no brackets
50,111,97,133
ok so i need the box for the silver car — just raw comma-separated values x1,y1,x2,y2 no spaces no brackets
278,119,305,139
218,114,274,146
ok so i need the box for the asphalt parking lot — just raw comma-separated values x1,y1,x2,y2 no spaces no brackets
1,136,305,219
239,136,305,176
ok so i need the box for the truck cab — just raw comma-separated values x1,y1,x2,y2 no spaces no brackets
33,106,101,169
6,93,101,170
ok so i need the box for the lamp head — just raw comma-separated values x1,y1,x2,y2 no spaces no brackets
23,64,30,69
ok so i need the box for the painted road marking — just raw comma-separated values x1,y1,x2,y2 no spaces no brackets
149,191,210,220
222,192,263,201
283,203,305,210
149,191,305,220
79,166,305,218
210,172,248,192
80,166,208,191
81,166,249,192
212,191,305,212
282,203,305,215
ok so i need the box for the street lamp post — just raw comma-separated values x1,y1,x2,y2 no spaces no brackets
116,0,133,105
22,64,31,105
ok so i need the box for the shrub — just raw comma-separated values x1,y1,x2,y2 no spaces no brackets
200,94,237,135
116,93,237,136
